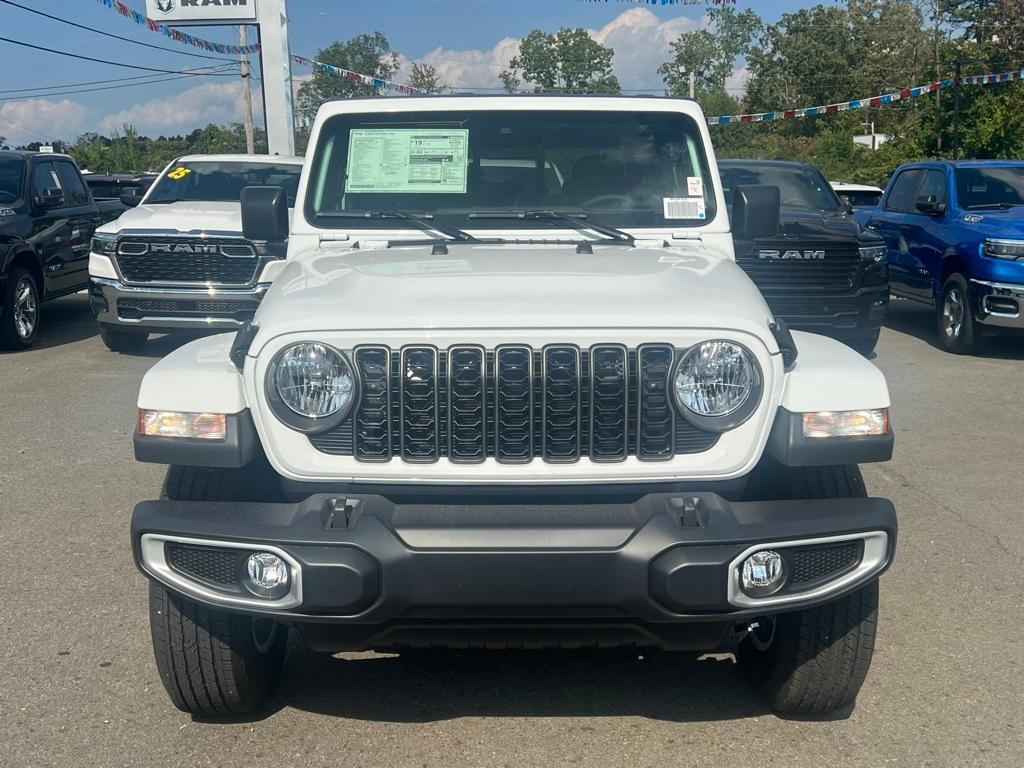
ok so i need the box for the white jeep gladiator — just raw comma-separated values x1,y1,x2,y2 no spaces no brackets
88,154,303,351
130,96,896,718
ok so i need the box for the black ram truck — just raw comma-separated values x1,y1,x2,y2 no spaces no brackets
0,151,115,349
721,160,889,354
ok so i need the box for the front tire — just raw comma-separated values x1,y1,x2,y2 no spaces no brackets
937,273,977,354
100,326,148,352
737,465,879,716
149,582,287,716
0,266,40,350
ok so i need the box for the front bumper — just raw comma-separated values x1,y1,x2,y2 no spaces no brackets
970,279,1024,330
132,491,897,651
761,284,889,333
90,277,266,333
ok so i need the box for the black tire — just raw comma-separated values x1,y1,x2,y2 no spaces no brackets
737,465,879,716
837,328,880,356
0,266,40,350
100,326,148,352
149,581,287,716
936,273,977,354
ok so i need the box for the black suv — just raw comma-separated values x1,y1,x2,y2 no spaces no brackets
721,160,889,354
0,151,117,349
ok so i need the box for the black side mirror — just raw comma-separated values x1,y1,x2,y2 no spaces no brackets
119,187,144,208
915,195,946,215
241,186,289,246
732,185,780,241
37,187,65,208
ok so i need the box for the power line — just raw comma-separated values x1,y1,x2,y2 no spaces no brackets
0,68,238,96
0,0,236,62
0,35,239,75
0,69,239,102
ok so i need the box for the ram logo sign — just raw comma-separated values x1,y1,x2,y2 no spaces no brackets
757,249,827,260
149,243,221,255
146,0,256,23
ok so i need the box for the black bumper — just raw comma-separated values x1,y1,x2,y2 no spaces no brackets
132,491,897,650
762,284,889,333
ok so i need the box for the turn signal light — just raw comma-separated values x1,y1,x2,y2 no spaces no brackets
802,408,889,438
137,409,227,440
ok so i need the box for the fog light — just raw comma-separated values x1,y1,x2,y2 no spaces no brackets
741,550,785,596
245,552,289,598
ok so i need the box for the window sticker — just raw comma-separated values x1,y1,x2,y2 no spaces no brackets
167,166,191,180
345,129,469,194
686,176,703,197
664,197,706,220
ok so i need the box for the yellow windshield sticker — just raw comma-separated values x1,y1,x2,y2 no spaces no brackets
167,166,191,180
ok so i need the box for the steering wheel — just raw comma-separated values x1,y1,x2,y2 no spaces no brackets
0,191,16,204
579,194,634,209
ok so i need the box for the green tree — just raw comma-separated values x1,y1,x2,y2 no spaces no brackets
296,33,400,121
500,28,620,94
408,62,448,94
659,7,762,98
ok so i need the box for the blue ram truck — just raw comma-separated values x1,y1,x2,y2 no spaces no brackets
863,160,1024,353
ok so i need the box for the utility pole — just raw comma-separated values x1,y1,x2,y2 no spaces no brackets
239,25,255,155
953,56,962,160
688,70,696,100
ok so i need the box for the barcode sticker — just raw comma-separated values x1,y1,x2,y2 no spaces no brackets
663,197,706,220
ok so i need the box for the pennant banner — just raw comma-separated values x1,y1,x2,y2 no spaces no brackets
579,1,735,5
707,69,1024,125
95,0,423,94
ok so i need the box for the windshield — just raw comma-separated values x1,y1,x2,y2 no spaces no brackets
955,166,1024,209
0,157,24,203
146,161,302,206
306,109,717,229
843,190,882,207
720,162,841,212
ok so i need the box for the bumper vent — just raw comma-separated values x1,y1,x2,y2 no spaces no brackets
166,543,243,589
789,541,862,587
311,344,720,464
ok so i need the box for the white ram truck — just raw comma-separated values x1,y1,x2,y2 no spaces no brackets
130,96,897,718
88,154,303,351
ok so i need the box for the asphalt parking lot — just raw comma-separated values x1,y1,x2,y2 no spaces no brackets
2,293,1023,768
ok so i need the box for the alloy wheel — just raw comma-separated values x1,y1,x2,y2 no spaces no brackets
13,276,38,340
942,287,964,340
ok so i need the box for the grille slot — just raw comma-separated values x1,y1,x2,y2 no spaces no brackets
400,346,440,462
166,543,243,588
789,541,862,586
115,238,259,285
636,344,676,461
309,344,720,463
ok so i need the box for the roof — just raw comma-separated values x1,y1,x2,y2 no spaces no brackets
0,149,76,162
718,159,809,169
902,159,1024,169
830,181,883,192
175,154,304,164
326,92,695,104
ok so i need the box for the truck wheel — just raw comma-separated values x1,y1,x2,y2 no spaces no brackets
0,266,40,350
837,328,880,356
737,465,878,716
100,326,148,352
149,581,287,716
937,273,977,354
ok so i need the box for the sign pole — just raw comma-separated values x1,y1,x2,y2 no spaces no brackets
257,0,296,156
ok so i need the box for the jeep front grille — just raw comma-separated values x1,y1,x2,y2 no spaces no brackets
309,344,720,463
114,238,259,285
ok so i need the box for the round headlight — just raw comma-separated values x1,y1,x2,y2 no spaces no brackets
673,340,761,430
267,342,356,432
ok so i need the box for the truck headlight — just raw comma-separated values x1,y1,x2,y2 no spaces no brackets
983,238,1024,260
858,245,887,262
91,232,118,257
672,340,762,431
266,342,357,433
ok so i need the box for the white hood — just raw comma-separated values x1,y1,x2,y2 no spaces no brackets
96,200,242,235
251,243,778,350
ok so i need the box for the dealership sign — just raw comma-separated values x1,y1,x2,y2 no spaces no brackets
145,0,257,24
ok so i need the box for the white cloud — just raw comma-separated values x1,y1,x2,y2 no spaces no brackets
725,66,751,96
99,80,263,136
0,98,88,146
398,8,702,93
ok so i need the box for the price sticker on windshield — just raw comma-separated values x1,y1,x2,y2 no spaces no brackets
345,129,469,194
663,197,706,220
167,166,191,180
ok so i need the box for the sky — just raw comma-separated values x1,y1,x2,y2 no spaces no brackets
0,0,812,146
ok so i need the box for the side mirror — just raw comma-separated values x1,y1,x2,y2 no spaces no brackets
37,187,65,208
915,195,946,215
119,187,145,208
732,184,780,241
241,185,289,246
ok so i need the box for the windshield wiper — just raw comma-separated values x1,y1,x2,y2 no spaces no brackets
468,210,635,244
314,210,479,241
965,202,1022,210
